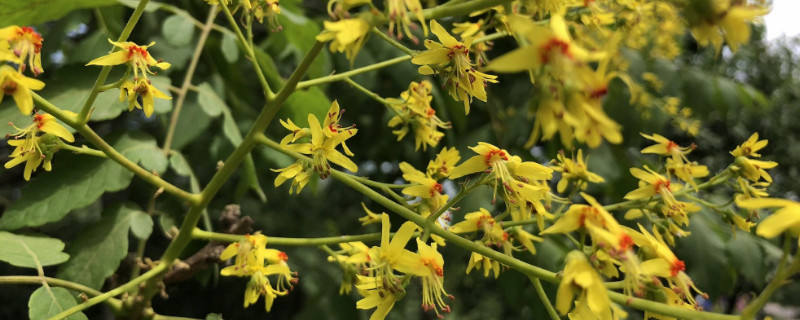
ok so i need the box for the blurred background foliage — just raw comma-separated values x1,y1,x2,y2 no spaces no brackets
1,0,799,319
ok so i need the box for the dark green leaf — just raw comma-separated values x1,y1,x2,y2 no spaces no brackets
130,211,154,240
56,203,144,289
205,313,224,320
0,232,69,268
0,0,115,27
169,152,192,176
0,133,164,230
28,286,87,320
170,94,213,150
197,82,224,117
220,33,239,63
725,231,766,286
162,15,195,47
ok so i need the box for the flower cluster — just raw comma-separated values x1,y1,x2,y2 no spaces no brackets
274,101,358,193
87,40,171,117
5,112,75,180
450,143,554,228
412,20,498,114
328,214,454,319
219,234,297,312
550,149,605,194
386,80,450,151
0,26,45,115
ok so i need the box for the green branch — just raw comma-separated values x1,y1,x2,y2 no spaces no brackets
220,3,275,100
77,0,150,124
529,276,560,320
371,28,416,56
192,228,383,245
32,93,199,204
296,55,412,89
49,263,168,320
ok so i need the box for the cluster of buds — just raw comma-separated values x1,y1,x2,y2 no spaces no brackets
386,81,450,151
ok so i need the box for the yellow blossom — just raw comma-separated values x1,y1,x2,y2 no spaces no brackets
252,0,282,31
316,17,372,66
426,146,460,179
556,251,612,319
86,40,171,79
119,78,171,118
0,26,44,75
0,65,45,115
272,162,314,194
386,0,428,43
412,20,497,114
416,238,453,317
399,162,444,207
355,275,401,320
551,149,604,194
466,252,501,278
737,198,800,243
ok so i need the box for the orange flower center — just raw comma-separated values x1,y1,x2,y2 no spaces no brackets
670,260,685,276
540,38,571,64
484,149,508,166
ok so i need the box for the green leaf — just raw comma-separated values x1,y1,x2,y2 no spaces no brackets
130,211,154,240
56,203,145,289
28,286,88,320
170,94,213,150
220,32,239,63
115,132,169,174
0,133,164,230
169,152,192,176
725,231,766,287
162,15,195,46
0,232,69,268
278,87,330,127
197,82,224,117
205,313,224,320
0,0,115,27
0,101,35,137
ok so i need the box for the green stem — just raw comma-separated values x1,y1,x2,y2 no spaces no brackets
49,264,168,320
473,31,509,44
348,174,412,189
56,143,107,158
192,228,383,245
342,77,395,106
220,3,275,100
162,5,219,153
296,55,412,90
77,0,150,124
371,28,416,56
607,291,738,320
33,93,199,204
741,241,799,320
529,276,560,320
422,0,512,20
0,276,104,297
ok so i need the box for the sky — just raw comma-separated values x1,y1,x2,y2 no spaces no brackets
764,0,800,41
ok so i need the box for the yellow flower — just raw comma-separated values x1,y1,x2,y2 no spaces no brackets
526,93,579,148
426,146,460,179
448,209,508,248
244,271,287,312
485,12,604,73
551,149,604,194
0,65,45,115
5,112,77,180
624,166,681,202
514,228,543,255
666,158,708,190
466,252,501,278
316,17,372,66
355,275,401,320
416,238,453,317
387,81,450,151
690,2,768,53
542,193,634,255
368,214,426,277
119,78,171,117
641,133,695,164
399,162,444,206
327,0,371,19
730,132,768,158
737,198,800,242
272,162,314,194
358,202,383,226
0,26,44,75
86,40,171,79
386,0,428,43
281,101,358,178
412,20,497,114
556,251,612,319
253,0,282,32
